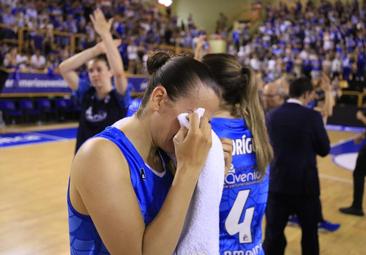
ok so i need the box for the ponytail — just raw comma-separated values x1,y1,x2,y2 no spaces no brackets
202,54,273,176
239,67,273,176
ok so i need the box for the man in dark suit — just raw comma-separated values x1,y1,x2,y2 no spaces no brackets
263,77,330,255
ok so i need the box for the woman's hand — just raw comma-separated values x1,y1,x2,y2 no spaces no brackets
220,138,233,174
320,73,332,92
196,35,205,50
356,110,365,121
90,8,113,38
173,112,212,180
354,132,365,144
194,35,206,60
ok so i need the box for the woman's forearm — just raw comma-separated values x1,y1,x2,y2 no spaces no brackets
323,90,334,118
142,166,199,255
100,32,125,76
100,32,127,95
59,46,101,73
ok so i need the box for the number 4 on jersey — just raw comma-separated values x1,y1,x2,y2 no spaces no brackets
225,190,254,243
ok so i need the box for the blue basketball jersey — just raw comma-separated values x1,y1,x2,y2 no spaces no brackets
211,118,269,255
67,126,173,255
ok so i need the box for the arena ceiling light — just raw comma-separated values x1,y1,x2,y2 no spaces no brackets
158,0,173,7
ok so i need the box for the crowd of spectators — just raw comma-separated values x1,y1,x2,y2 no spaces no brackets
226,0,366,91
1,0,366,91
0,0,204,74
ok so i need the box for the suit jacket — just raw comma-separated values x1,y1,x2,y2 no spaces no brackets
267,102,330,196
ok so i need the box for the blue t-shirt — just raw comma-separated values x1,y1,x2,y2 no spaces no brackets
211,118,269,255
68,127,173,254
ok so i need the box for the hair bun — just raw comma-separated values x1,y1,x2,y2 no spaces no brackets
147,51,172,75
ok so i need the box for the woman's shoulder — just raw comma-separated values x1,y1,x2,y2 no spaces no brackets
72,137,130,181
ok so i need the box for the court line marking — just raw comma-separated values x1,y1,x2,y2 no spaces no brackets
330,138,354,147
326,124,365,133
329,138,356,171
0,138,74,149
322,126,365,184
0,129,76,149
320,132,366,185
31,132,70,140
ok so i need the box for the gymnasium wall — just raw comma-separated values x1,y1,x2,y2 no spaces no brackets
172,0,252,33
261,0,363,8
172,0,363,33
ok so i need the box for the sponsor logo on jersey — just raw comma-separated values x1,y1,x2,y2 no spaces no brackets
225,164,261,186
140,168,146,180
85,106,108,122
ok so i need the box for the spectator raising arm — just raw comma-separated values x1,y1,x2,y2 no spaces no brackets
314,73,335,124
320,73,335,121
194,35,211,61
356,111,366,126
194,36,205,61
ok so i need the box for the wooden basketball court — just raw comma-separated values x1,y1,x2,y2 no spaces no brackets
0,125,365,254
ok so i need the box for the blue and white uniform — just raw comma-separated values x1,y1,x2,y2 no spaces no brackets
67,126,173,254
211,118,269,255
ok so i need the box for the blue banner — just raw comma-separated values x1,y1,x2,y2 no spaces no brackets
127,76,148,93
2,72,148,94
3,72,71,93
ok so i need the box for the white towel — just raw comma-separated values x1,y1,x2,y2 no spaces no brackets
174,108,225,255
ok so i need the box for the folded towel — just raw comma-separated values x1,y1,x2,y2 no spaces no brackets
174,108,225,255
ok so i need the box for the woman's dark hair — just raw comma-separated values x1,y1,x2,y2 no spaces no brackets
289,77,313,98
91,54,110,69
137,51,220,116
202,53,273,176
146,51,173,75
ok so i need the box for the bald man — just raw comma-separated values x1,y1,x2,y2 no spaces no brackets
262,82,286,112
